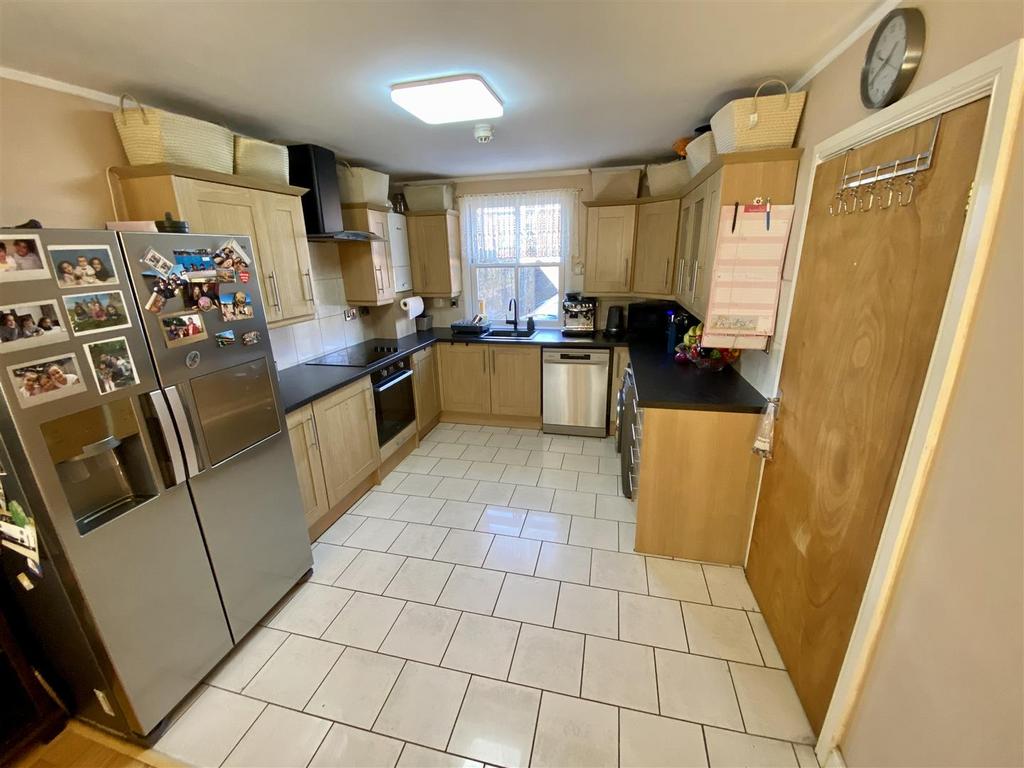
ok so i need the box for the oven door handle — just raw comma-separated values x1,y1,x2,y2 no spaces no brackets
373,368,413,393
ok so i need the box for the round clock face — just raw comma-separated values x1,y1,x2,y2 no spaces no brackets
861,8,925,109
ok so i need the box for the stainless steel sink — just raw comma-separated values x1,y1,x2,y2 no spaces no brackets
484,329,537,339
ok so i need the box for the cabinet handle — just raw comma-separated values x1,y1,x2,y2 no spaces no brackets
303,270,314,303
308,416,319,450
374,265,383,292
268,271,281,309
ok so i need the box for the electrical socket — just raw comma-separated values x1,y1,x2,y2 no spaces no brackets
343,308,358,321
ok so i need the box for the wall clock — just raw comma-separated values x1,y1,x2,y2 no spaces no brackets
860,7,926,109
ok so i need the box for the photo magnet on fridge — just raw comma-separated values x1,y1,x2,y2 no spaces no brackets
160,311,208,347
61,291,131,336
215,329,236,347
49,244,119,288
0,235,50,283
184,281,220,312
141,247,174,277
84,336,140,394
241,330,261,346
219,290,254,321
6,352,86,408
0,300,69,354
215,239,251,268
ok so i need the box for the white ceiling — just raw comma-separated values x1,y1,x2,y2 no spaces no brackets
0,1,876,180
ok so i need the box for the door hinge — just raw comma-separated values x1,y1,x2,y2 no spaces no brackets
965,181,975,214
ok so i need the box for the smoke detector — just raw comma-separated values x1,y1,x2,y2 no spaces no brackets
474,123,495,144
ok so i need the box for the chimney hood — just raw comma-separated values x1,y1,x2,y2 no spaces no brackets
287,144,384,242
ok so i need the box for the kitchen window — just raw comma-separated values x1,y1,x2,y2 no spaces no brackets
460,189,578,327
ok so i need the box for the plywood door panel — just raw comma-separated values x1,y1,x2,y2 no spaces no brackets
408,213,458,297
312,379,381,507
584,205,636,293
285,405,329,532
437,343,490,414
632,199,680,295
745,98,990,733
261,192,315,323
489,344,541,417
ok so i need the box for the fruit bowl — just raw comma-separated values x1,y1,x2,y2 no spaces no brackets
676,343,740,371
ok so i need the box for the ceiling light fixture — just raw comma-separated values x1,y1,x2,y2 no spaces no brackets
390,74,503,125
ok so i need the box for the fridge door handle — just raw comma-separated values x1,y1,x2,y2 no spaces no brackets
165,385,201,478
147,390,186,486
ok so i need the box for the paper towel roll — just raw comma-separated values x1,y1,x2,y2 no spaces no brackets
399,295,424,319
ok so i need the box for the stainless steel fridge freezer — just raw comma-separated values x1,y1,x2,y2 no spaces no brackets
0,229,311,740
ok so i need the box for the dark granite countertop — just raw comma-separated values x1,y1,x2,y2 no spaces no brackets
278,328,765,415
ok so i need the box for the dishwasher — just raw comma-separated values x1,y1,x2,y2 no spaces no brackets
542,348,610,437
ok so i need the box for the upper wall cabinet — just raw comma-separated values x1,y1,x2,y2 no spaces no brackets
583,199,679,296
339,204,394,306
632,199,681,295
407,210,462,298
114,165,315,328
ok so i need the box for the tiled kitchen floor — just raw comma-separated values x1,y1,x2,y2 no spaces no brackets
156,423,818,768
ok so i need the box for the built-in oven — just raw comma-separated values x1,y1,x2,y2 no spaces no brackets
372,357,416,447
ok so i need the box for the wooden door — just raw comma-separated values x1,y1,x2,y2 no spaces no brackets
632,199,680,295
285,405,329,534
746,99,990,733
409,214,457,296
437,343,490,414
691,171,722,319
412,346,441,433
583,205,636,293
489,345,541,417
261,192,315,324
312,379,381,507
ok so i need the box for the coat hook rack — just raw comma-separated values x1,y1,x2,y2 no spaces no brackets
841,114,941,192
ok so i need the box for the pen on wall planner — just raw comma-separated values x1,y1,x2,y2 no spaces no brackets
731,202,739,233
766,197,772,231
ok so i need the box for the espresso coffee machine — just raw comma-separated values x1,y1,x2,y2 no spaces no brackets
561,293,597,336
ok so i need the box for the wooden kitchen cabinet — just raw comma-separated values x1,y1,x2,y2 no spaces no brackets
583,204,636,294
407,210,462,297
412,345,441,436
608,347,631,435
437,342,490,414
114,165,315,328
632,199,681,295
311,377,380,507
285,405,330,535
339,205,394,306
488,345,541,417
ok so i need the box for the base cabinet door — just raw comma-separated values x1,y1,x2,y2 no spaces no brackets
437,343,490,414
412,346,441,432
312,379,381,507
488,345,541,417
285,405,329,533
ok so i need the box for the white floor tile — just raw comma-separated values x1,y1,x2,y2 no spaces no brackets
534,541,591,585
595,494,637,523
319,513,366,546
590,549,647,593
730,663,815,744
531,692,617,768
487,432,521,448
646,558,711,602
396,455,439,474
552,489,597,517
309,722,404,768
705,727,799,768
493,573,559,626
554,583,618,638
509,484,555,512
380,602,460,664
476,506,527,536
548,437,585,455
508,624,584,696
388,522,449,559
335,550,406,594
568,517,619,551
355,491,408,518
391,496,445,524
442,613,520,679
383,558,454,603
431,430,465,445
267,582,353,637
437,565,505,615
483,535,540,574
526,450,563,469
458,431,492,446
432,459,473,479
393,473,443,497
397,745,483,768
748,611,785,669
434,529,494,567
311,544,360,585
373,662,470,750
618,522,637,553
619,709,707,768
493,447,530,465
244,634,343,709
538,468,580,491
794,743,820,768
469,481,516,506
224,704,330,768
449,677,540,767
376,471,408,492
704,564,760,610
582,636,658,712
560,453,599,473
619,592,688,652
500,465,541,485
465,461,506,481
431,477,478,501
683,603,763,664
304,647,404,728
158,686,265,768
429,442,469,459
477,425,509,434
322,592,405,651
207,626,288,692
433,500,485,530
346,518,408,552
597,456,619,475
655,648,743,730
582,439,618,457
460,444,499,462
577,472,620,496
517,435,551,452
520,511,570,543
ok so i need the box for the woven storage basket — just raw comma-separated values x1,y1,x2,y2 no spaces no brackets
685,132,718,175
113,95,233,172
710,79,806,152
646,159,692,196
337,165,390,205
234,136,289,184
404,183,454,211
590,167,641,200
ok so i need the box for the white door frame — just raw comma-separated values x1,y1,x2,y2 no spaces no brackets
774,41,1024,763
